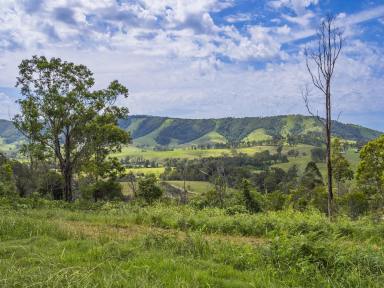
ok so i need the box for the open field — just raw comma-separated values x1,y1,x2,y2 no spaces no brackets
125,167,165,176
0,199,383,287
114,145,277,161
118,144,360,184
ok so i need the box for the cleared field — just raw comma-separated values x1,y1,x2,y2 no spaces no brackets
115,145,277,161
274,145,360,176
125,167,165,176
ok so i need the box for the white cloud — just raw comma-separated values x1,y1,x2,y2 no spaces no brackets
269,0,319,15
225,13,252,23
0,0,382,130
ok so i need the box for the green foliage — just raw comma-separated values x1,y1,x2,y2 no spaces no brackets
130,116,167,138
37,171,64,200
357,135,384,196
81,180,123,202
14,56,130,201
311,147,326,162
137,174,163,203
332,138,354,193
0,154,16,197
342,191,369,219
156,119,216,145
300,161,324,190
241,179,261,213
265,191,288,211
11,161,35,197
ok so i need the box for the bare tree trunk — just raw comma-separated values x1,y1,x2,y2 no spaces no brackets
326,82,333,217
305,14,343,219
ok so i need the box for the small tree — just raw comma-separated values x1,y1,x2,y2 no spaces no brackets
126,172,137,197
332,138,353,195
300,161,324,190
356,136,384,196
137,174,163,204
304,15,343,218
241,179,261,213
14,56,130,201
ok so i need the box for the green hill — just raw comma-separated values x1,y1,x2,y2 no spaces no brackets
120,115,382,147
0,115,382,150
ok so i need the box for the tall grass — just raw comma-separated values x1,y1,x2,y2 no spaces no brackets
0,198,383,287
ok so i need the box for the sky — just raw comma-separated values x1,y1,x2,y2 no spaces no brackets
0,0,383,131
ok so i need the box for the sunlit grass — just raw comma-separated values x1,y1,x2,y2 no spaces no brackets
0,200,383,287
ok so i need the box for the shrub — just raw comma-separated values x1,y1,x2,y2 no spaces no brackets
38,171,64,200
81,180,123,202
342,191,369,219
137,174,163,204
265,191,287,211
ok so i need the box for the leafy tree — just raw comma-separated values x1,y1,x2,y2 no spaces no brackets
300,161,324,190
81,180,123,202
137,174,163,204
342,191,369,219
356,135,384,196
11,160,35,197
38,171,64,200
14,56,130,201
332,138,353,195
241,179,261,213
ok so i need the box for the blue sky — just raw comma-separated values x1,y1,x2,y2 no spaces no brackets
0,0,383,131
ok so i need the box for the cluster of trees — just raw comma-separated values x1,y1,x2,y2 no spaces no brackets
161,150,288,187
188,135,383,218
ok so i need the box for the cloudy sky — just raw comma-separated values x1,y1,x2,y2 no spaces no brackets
0,0,383,130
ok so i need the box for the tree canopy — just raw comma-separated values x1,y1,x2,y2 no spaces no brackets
14,56,130,201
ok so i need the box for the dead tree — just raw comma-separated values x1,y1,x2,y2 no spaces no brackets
304,14,343,218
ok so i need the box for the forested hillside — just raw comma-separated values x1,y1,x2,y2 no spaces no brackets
120,115,382,147
0,115,381,149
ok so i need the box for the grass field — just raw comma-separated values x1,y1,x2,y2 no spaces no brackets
125,167,165,176
274,145,360,176
114,145,277,161
1,199,383,287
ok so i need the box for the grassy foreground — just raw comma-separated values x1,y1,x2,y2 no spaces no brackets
0,198,383,287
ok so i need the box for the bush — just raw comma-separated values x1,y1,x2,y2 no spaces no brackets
81,180,123,202
342,191,369,219
137,174,163,204
265,191,287,211
241,179,262,213
38,171,64,200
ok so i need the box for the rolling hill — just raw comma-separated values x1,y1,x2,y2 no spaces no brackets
119,115,382,147
0,115,382,150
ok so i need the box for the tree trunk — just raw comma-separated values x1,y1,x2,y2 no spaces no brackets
326,83,333,219
63,165,73,202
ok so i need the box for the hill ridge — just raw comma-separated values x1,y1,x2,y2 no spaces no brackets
1,115,382,149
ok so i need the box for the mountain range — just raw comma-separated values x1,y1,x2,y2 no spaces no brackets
0,115,382,150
